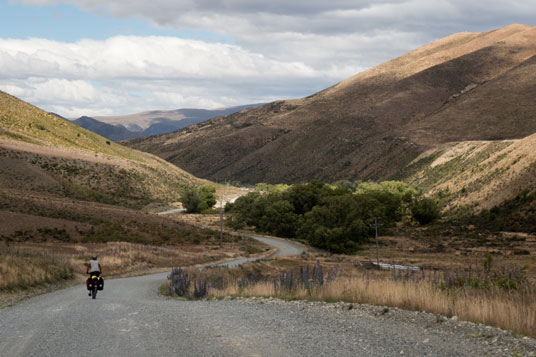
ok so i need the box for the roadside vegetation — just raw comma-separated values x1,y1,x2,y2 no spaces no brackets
225,180,440,253
0,184,268,304
0,246,74,291
163,257,535,338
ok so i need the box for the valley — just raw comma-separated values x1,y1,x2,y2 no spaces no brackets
1,22,536,354
0,89,255,305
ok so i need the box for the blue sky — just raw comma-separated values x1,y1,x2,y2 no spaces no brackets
0,0,535,119
0,1,233,43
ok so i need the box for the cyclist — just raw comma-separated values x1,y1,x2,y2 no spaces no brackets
86,254,102,296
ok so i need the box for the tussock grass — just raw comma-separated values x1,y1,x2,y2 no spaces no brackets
295,277,534,337
0,247,74,291
230,278,535,337
169,263,536,338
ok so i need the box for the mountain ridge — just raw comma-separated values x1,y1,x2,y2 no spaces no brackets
71,116,135,141
73,104,264,141
125,24,536,186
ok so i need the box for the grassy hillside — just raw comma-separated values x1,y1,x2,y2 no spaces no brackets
1,90,187,164
394,134,536,233
398,134,536,211
0,90,201,208
125,24,536,185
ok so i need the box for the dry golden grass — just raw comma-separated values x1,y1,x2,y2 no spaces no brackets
404,134,536,212
204,274,535,337
0,247,74,291
166,252,535,338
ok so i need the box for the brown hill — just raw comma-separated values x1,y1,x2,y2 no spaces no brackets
0,90,238,261
125,24,536,184
0,90,204,209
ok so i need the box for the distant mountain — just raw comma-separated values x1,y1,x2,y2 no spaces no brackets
71,104,263,141
71,116,136,141
124,24,536,188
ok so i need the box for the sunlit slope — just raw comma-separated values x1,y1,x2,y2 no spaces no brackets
126,24,536,185
398,133,536,212
1,90,157,163
0,90,201,208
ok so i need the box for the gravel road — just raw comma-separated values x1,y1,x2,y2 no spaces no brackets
217,234,305,267
1,236,534,356
155,208,187,215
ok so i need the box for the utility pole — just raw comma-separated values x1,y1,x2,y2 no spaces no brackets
370,217,383,266
219,205,223,247
219,182,227,247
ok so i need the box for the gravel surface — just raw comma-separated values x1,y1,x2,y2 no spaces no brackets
1,271,535,357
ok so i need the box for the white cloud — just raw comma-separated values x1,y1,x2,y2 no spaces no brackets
0,35,342,116
16,1,536,73
0,36,319,80
13,0,433,70
6,0,536,116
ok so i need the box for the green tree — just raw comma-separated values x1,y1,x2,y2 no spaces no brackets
297,194,370,253
197,185,217,211
258,199,299,237
229,191,263,226
180,186,200,213
285,180,337,215
180,185,217,213
227,180,421,253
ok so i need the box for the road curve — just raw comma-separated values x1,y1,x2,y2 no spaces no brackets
155,208,187,215
217,234,304,268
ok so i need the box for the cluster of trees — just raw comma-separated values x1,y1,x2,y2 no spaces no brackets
226,181,440,253
180,184,217,213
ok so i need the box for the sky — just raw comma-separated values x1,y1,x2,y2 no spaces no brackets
0,0,535,117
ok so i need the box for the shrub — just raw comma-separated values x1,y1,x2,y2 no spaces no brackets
168,268,191,297
412,197,441,225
